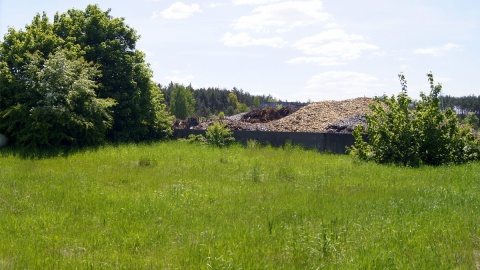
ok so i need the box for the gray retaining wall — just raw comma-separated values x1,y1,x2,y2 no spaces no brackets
173,129,359,154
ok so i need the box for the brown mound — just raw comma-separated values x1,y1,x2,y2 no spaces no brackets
263,97,373,132
186,97,374,133
241,106,299,123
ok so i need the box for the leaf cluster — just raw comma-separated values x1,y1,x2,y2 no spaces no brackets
181,123,235,147
350,73,480,166
0,5,172,155
205,122,235,147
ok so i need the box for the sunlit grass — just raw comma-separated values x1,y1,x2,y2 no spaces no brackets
1,141,479,269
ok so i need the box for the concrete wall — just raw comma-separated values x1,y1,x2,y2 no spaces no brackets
173,129,358,154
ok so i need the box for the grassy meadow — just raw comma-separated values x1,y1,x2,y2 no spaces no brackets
0,141,479,269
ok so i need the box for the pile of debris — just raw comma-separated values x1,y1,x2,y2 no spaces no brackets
241,106,299,123
325,115,368,133
178,97,374,133
263,97,373,132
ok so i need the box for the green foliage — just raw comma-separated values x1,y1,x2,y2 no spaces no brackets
246,139,260,149
0,5,172,148
218,111,225,119
169,84,195,119
227,92,239,110
160,85,274,118
205,122,235,147
350,73,480,166
0,50,115,153
253,96,261,108
184,133,206,144
440,94,480,115
238,102,250,113
463,112,479,130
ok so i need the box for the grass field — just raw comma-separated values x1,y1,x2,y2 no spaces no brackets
1,141,479,269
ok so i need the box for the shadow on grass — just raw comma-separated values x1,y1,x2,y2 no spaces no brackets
0,144,103,159
0,138,173,159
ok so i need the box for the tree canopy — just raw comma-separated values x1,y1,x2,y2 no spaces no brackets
0,5,172,153
169,84,195,120
160,84,273,118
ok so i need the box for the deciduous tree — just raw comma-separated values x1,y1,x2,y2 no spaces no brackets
0,5,172,151
0,50,115,151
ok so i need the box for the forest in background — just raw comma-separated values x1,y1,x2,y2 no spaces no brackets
160,82,277,118
440,95,480,116
160,80,480,123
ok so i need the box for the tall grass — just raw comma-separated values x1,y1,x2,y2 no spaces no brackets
0,141,479,269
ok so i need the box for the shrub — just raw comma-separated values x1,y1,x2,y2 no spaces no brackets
350,73,480,166
184,134,206,144
463,112,479,130
205,122,235,147
218,111,225,119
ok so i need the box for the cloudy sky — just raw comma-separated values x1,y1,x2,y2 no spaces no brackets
1,0,479,101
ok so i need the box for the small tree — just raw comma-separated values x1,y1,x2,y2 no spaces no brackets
170,84,195,119
252,96,261,108
205,122,235,147
227,92,239,110
350,73,479,166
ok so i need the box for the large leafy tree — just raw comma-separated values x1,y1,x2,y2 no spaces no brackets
0,5,172,147
0,50,115,151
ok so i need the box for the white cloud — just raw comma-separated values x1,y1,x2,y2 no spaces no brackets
304,71,382,100
289,29,379,65
233,0,330,33
207,3,225,8
233,0,281,5
286,56,344,66
414,43,460,56
158,2,202,19
221,32,286,48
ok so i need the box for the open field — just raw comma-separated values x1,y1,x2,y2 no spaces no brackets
1,141,479,269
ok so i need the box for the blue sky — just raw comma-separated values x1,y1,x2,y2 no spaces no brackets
1,0,479,101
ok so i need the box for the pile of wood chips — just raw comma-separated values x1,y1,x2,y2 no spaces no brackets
262,97,373,132
188,97,374,133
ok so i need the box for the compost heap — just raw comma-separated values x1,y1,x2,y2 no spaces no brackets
188,97,373,133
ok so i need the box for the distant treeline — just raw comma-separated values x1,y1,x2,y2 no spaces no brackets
440,95,480,116
159,82,276,118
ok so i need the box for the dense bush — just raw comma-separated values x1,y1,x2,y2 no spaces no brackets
205,122,235,147
0,50,115,151
350,73,480,166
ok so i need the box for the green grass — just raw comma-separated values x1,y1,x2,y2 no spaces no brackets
1,141,479,269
